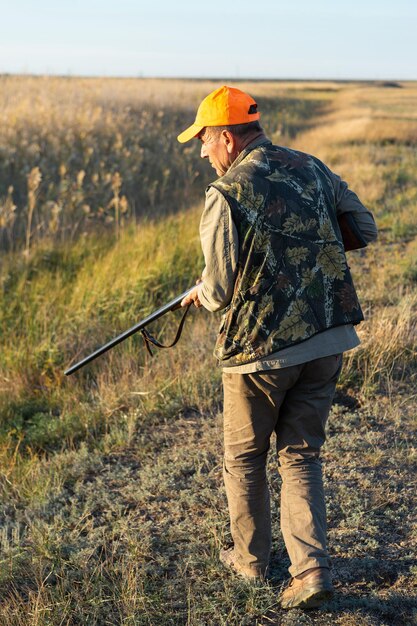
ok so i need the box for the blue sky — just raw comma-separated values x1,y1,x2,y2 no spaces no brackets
1,0,416,79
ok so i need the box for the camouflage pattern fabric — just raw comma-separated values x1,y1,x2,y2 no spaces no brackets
210,144,364,365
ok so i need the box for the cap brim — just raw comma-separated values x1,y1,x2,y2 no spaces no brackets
177,123,204,143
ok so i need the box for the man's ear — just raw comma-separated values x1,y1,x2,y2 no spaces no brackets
222,130,236,154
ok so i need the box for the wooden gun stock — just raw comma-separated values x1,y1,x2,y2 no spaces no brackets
337,213,367,252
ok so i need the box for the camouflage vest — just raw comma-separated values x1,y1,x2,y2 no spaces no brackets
210,143,364,365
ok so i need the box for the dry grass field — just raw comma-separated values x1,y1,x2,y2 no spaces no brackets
0,77,416,625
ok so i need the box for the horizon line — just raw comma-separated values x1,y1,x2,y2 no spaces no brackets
0,72,416,83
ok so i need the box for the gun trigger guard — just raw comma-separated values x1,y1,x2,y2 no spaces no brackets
140,303,192,356
140,329,155,357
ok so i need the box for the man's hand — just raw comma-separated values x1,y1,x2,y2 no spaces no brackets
181,283,202,308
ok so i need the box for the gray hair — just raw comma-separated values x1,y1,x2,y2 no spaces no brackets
202,121,263,140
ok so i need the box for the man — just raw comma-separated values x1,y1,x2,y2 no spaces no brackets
178,86,377,609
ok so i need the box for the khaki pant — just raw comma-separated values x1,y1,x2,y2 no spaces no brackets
222,354,343,578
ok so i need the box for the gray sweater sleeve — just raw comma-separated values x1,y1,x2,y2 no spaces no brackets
197,186,238,312
330,170,378,243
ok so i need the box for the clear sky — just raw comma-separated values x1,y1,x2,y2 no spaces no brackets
1,0,416,80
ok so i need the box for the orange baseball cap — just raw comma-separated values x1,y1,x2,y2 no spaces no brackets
177,85,260,143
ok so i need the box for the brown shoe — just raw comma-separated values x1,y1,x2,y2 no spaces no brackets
279,567,334,610
219,547,266,580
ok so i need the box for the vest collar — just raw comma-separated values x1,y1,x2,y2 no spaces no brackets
227,136,272,174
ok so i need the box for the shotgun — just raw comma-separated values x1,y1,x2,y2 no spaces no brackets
65,214,363,376
64,286,195,376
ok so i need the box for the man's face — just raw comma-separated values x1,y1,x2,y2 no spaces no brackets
198,128,233,177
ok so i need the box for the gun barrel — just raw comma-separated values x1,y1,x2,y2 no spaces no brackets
64,286,195,376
